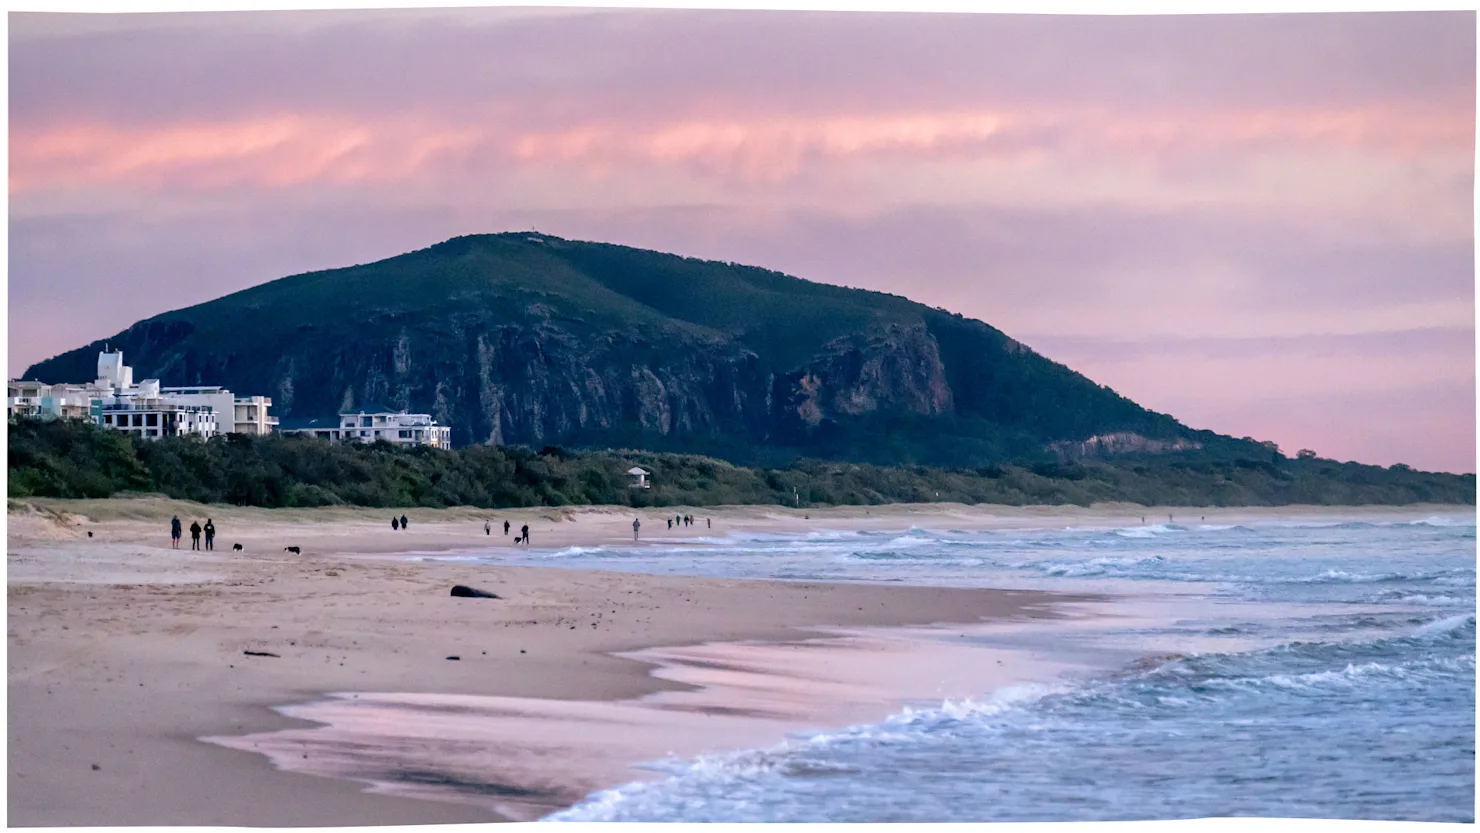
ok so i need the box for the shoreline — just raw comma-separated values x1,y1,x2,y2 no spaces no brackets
8,499,1471,826
205,612,1108,821
9,498,1116,826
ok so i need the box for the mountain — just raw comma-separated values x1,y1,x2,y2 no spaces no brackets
23,233,1262,467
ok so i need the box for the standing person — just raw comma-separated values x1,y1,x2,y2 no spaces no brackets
189,520,202,551
633,518,641,541
504,520,510,536
485,520,491,536
707,518,711,529
520,524,530,546
203,518,216,551
170,516,182,549
401,514,409,530
392,517,399,531
667,518,673,530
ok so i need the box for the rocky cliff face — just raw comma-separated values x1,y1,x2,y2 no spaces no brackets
24,233,1219,465
1047,432,1205,461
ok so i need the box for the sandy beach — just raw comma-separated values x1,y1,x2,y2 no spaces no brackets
7,497,1469,825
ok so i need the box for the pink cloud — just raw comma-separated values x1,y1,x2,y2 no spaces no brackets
12,98,1470,197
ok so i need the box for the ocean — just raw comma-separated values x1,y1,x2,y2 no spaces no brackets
418,512,1478,823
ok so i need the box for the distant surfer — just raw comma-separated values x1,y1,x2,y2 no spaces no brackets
170,516,182,549
633,518,641,540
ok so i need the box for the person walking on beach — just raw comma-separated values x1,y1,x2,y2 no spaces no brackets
401,514,409,530
203,518,216,551
504,520,510,536
667,518,672,530
392,517,399,531
485,520,491,536
189,520,202,551
706,518,711,529
633,518,641,541
520,524,530,546
170,516,182,549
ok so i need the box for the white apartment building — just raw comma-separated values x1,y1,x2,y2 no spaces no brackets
7,380,99,422
160,385,278,436
99,398,219,439
8,350,274,440
280,404,451,448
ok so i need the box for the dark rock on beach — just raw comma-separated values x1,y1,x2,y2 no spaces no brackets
450,585,500,599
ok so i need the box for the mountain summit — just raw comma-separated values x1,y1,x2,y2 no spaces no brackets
24,233,1253,466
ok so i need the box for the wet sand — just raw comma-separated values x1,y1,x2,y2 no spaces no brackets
8,497,1464,825
8,497,1097,826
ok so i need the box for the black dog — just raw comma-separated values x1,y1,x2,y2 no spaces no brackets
232,543,244,551
284,546,301,554
87,531,93,538
513,536,523,544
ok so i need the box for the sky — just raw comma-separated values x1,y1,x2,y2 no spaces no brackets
8,6,1476,473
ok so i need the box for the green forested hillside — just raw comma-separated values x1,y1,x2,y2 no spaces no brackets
23,233,1256,467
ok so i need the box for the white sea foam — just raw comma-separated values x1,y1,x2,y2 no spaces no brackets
1412,613,1476,638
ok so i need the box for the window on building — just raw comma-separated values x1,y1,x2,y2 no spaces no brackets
132,413,144,427
146,413,158,426
399,430,411,439
362,416,372,428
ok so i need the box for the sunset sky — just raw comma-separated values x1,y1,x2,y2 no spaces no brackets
8,7,1475,473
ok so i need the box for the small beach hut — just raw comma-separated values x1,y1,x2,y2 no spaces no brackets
627,467,651,489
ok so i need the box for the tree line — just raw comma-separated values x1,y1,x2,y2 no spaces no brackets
7,417,1474,509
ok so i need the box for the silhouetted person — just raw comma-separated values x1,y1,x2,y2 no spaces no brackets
392,517,400,531
170,516,182,550
706,518,711,529
520,524,530,545
633,518,641,541
668,518,673,530
485,520,491,536
504,520,510,536
189,520,202,551
401,514,408,530
203,519,216,551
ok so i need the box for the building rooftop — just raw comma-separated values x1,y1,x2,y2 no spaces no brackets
339,402,406,416
278,416,340,431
